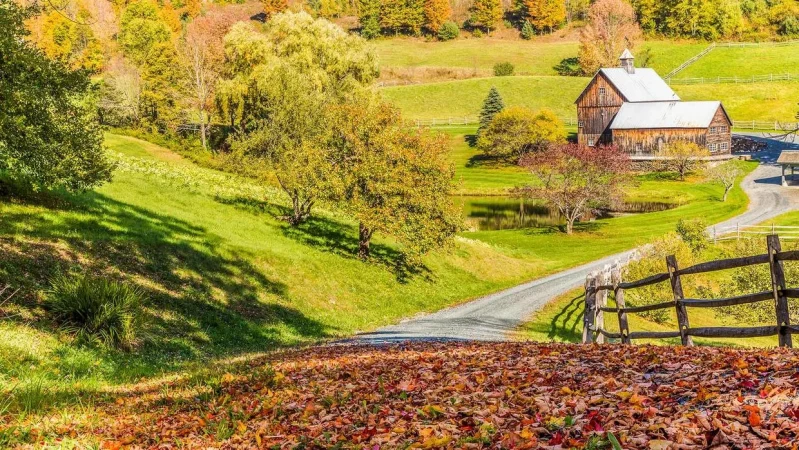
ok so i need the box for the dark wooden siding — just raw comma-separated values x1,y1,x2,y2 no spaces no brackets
705,106,732,154
611,128,708,155
576,73,624,146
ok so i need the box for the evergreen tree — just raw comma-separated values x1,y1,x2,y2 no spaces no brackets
478,87,505,133
359,0,382,38
520,20,535,39
469,0,503,33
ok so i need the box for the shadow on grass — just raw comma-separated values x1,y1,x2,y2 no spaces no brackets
547,293,584,341
0,187,333,384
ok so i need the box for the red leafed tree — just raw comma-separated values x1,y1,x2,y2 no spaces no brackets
518,143,629,234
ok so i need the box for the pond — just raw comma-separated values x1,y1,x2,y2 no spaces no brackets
456,196,678,231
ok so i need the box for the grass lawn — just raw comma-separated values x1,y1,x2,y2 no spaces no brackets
373,38,707,77
381,76,589,120
464,161,756,276
677,43,799,78
382,75,799,123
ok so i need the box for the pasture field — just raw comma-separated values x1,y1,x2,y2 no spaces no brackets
383,76,799,122
374,38,707,77
677,43,799,79
0,134,753,418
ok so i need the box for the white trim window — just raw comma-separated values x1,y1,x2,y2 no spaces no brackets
578,120,584,128
709,143,718,152
709,126,718,134
721,142,729,151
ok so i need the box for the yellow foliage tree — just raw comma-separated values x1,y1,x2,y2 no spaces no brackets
424,0,451,32
262,0,289,18
525,0,565,32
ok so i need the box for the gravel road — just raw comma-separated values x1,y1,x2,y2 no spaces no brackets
356,134,799,343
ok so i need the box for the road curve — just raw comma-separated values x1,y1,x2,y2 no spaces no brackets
355,135,799,343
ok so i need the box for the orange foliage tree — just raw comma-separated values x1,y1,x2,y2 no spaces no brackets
262,0,289,18
424,0,451,32
578,0,641,74
524,0,565,32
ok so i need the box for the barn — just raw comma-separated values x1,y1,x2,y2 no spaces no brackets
576,50,732,156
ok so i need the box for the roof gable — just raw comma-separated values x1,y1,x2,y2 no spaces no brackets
609,101,725,130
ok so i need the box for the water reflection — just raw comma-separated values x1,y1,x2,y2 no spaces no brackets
457,196,677,231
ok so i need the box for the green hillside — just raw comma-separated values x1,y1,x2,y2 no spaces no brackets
677,43,799,78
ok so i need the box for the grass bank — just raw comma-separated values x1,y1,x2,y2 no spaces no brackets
0,133,754,421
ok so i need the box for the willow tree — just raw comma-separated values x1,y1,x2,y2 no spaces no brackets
0,2,113,192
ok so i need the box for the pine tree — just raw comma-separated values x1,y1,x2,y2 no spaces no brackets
520,20,535,39
478,87,505,133
469,0,502,33
359,0,382,38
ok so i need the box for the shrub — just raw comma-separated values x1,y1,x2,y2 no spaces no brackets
476,107,565,162
472,28,484,38
437,21,459,40
44,274,145,350
493,62,514,76
520,20,535,39
676,218,708,254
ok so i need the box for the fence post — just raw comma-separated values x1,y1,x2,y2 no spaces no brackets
667,255,693,346
612,264,630,344
582,274,598,344
595,265,611,344
767,235,792,348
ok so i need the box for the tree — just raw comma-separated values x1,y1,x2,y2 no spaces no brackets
330,96,461,261
707,160,742,202
262,0,289,18
476,107,565,162
359,0,382,38
0,2,113,192
578,0,642,74
525,0,566,32
478,87,505,134
99,57,142,126
424,0,451,33
518,144,629,234
658,141,710,181
381,0,425,35
229,66,335,225
118,0,172,64
217,14,379,131
217,14,379,223
177,8,238,149
469,0,502,33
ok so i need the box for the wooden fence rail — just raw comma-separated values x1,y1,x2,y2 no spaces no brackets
669,73,799,85
583,235,798,347
410,117,798,131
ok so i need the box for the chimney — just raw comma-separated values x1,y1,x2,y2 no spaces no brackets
619,49,635,74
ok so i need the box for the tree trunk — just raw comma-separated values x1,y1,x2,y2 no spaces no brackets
287,193,313,226
566,218,574,235
358,222,373,260
200,118,207,150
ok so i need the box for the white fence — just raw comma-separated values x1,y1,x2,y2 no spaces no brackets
669,73,799,85
412,116,579,127
663,44,716,80
413,117,797,131
713,224,799,242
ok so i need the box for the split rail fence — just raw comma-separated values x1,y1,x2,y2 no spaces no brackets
583,235,799,347
668,73,799,85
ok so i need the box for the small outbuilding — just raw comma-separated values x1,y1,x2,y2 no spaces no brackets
777,150,799,186
576,50,733,156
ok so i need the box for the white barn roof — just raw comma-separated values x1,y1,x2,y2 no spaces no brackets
599,68,680,102
609,101,724,129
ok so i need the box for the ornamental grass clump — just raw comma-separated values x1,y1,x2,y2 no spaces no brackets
44,274,144,351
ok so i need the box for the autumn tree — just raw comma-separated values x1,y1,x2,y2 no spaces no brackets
658,141,710,181
469,0,502,33
706,160,742,202
177,8,238,149
518,144,629,234
381,0,425,35
359,0,382,38
478,87,505,134
217,13,379,131
578,0,642,74
99,57,142,126
424,0,451,33
229,66,335,225
262,0,289,18
217,14,379,223
118,0,173,64
0,2,113,192
476,107,565,162
330,95,461,261
524,0,566,32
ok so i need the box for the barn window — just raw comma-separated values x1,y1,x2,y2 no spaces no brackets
598,87,606,103
578,121,584,128
720,126,728,133
709,126,717,134
709,143,718,152
721,142,729,151
635,143,642,154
